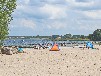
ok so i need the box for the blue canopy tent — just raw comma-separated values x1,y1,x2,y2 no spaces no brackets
86,42,93,49
18,47,23,52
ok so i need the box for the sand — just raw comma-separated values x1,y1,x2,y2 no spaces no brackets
0,45,101,76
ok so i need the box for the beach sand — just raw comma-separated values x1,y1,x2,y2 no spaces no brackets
0,45,101,76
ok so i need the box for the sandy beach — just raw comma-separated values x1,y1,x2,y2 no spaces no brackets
0,45,101,76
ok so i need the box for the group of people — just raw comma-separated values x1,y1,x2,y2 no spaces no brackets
0,46,25,55
1,41,99,55
32,43,52,50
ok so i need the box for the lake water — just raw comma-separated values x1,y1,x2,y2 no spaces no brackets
3,38,90,47
3,38,50,46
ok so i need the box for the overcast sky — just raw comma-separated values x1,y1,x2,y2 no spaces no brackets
9,0,101,36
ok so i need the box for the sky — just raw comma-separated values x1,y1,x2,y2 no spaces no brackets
9,0,101,36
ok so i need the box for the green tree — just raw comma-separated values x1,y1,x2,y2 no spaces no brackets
80,35,85,39
89,29,101,41
0,0,16,47
88,34,93,40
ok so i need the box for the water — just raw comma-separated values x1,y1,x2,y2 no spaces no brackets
3,38,52,46
3,38,90,47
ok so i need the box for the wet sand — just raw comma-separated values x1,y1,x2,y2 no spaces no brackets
0,45,101,76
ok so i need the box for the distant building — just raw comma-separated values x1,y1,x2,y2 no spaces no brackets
72,35,81,39
56,37,61,40
7,36,24,39
7,36,35,39
52,35,60,39
97,29,101,31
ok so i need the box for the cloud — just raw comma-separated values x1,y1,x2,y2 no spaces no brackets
9,0,101,36
75,0,90,2
45,0,67,4
40,4,67,19
66,0,94,7
20,19,36,29
65,0,101,11
10,18,36,30
45,19,67,29
82,10,101,19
